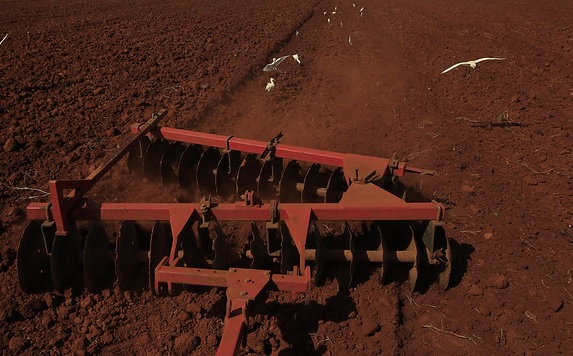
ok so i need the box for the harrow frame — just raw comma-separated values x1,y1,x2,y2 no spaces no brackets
19,110,451,355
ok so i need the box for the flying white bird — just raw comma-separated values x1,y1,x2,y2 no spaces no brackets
265,78,275,92
263,54,301,72
263,55,290,72
441,57,505,74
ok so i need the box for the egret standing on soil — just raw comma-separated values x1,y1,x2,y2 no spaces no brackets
265,78,275,92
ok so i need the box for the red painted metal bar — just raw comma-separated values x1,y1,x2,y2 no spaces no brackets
156,265,230,287
147,126,346,167
48,181,67,235
217,298,248,356
154,265,308,292
132,125,434,178
270,266,311,293
27,201,444,222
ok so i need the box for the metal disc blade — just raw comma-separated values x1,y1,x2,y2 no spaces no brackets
348,224,357,288
279,223,296,274
236,154,260,196
127,136,151,175
303,163,330,203
178,144,202,190
116,221,139,290
51,229,80,292
312,223,327,286
279,160,303,203
180,219,207,268
17,220,52,293
257,157,283,201
302,163,321,203
325,167,348,203
159,142,182,185
378,225,389,285
211,223,229,270
215,150,241,200
438,237,452,290
84,222,110,292
406,226,420,293
149,221,171,294
196,147,220,196
143,139,167,182
249,222,267,269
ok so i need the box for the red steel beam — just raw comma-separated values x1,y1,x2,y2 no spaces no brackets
217,298,248,356
147,126,347,167
154,265,308,294
131,125,434,178
27,201,444,223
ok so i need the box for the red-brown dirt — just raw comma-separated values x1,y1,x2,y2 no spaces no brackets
1,0,572,354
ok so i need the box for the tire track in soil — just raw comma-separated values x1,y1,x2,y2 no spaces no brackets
175,1,320,130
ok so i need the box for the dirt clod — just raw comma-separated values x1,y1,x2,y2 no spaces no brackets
8,336,27,352
57,305,73,320
174,331,200,355
0,246,16,266
175,310,190,321
468,284,484,296
546,292,564,312
486,275,509,289
18,297,45,319
3,138,18,152
362,319,381,337
80,295,94,309
101,331,114,344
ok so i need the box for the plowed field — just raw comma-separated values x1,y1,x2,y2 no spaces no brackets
1,0,572,354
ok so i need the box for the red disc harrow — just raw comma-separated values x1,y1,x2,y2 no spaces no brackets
17,110,452,355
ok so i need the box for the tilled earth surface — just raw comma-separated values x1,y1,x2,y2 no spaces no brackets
1,0,573,354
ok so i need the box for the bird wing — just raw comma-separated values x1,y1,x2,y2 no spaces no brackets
473,57,505,63
263,55,291,72
273,55,290,66
441,61,468,74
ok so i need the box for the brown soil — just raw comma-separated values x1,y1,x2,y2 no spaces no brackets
1,0,573,354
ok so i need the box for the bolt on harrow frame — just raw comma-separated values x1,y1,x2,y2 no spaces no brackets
18,110,451,355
